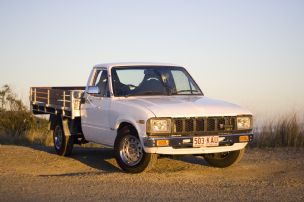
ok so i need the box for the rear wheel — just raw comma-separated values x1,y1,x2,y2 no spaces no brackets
114,126,157,173
53,123,74,156
203,149,245,168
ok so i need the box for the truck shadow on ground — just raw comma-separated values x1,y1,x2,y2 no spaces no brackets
31,145,121,173
158,154,209,167
72,147,122,173
30,145,210,174
173,155,209,166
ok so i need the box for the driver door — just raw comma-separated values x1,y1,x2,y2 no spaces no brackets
81,69,114,146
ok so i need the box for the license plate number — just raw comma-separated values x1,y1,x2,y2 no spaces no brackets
193,136,219,147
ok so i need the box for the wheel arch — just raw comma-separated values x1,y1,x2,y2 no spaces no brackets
114,117,147,148
49,114,62,131
117,122,139,137
49,115,71,136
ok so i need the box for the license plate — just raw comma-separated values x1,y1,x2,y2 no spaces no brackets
193,136,219,147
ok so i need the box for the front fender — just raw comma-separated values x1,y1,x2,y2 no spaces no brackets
114,117,148,147
110,98,156,147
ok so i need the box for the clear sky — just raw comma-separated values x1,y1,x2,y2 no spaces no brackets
0,0,303,121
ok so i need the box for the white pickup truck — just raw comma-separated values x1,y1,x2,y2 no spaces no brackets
30,63,253,173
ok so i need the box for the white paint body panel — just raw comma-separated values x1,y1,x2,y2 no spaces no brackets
120,96,251,117
81,96,155,147
81,96,113,146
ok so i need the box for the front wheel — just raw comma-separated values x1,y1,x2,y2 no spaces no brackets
203,149,245,168
53,124,74,156
114,126,157,173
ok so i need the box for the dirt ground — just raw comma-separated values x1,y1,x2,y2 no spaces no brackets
0,145,303,202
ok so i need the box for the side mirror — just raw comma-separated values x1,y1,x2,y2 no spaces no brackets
87,86,100,94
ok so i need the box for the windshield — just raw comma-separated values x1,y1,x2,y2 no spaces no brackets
111,66,203,97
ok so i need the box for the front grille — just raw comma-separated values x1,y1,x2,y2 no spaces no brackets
175,119,183,132
172,116,237,135
207,118,216,131
217,118,225,131
185,119,194,132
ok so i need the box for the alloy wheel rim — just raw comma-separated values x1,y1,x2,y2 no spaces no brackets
119,135,143,166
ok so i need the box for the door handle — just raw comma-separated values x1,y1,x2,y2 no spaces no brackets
86,95,103,110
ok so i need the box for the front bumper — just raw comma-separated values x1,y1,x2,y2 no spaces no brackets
143,133,253,155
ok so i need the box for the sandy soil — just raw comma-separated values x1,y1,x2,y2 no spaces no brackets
0,145,303,202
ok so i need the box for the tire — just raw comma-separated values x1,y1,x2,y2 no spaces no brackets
203,149,245,168
114,126,157,173
53,123,74,156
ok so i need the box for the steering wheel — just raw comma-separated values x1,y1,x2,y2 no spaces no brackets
147,77,159,81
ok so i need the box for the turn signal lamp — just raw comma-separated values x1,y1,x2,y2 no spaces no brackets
156,140,169,147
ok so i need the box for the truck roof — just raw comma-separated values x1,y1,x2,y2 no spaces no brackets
93,62,180,70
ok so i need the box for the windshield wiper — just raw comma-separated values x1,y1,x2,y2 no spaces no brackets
127,91,166,96
172,90,200,95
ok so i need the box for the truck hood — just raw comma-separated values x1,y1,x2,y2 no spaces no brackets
123,96,251,117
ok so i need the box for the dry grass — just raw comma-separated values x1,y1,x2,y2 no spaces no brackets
251,113,304,148
0,117,53,146
0,84,52,146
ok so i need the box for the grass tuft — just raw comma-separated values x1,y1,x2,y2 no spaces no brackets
251,113,304,148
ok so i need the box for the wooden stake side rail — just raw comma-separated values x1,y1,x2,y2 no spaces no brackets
30,87,85,119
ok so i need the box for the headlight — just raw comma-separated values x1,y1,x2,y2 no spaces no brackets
237,116,252,130
147,118,171,134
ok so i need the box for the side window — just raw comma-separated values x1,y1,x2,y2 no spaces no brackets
93,70,109,97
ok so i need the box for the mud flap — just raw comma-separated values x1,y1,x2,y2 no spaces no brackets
62,119,71,136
